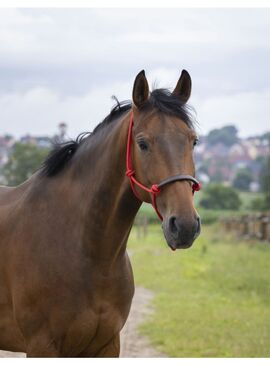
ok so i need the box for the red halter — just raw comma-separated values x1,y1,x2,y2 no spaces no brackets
125,111,201,221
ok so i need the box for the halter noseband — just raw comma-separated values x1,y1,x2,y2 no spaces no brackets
125,111,201,221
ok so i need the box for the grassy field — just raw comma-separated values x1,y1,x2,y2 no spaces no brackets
127,223,270,357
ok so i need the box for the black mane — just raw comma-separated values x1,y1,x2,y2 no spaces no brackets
41,88,195,177
41,133,91,177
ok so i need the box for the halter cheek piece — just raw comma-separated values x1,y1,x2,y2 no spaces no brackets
125,111,201,221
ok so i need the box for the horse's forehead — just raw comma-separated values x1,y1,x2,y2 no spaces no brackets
137,112,193,138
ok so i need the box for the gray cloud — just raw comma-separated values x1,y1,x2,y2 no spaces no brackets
0,8,269,138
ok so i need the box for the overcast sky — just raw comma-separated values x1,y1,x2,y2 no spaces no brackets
0,8,269,138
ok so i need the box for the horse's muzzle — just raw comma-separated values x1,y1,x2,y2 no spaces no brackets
162,215,201,250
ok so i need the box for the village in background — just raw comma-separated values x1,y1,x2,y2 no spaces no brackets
0,122,269,190
0,122,269,215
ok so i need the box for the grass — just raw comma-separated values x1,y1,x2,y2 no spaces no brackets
127,224,270,357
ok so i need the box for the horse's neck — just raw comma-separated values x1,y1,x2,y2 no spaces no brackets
71,112,141,261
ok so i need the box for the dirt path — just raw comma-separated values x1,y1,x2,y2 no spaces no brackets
120,286,165,357
0,287,165,358
0,350,25,358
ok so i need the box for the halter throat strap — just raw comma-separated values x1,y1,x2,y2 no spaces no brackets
125,111,201,221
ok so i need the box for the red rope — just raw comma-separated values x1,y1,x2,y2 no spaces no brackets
125,111,163,220
125,111,200,221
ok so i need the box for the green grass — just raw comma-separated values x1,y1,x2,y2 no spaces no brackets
127,224,270,357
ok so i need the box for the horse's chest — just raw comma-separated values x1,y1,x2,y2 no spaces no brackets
62,298,130,356
62,275,134,355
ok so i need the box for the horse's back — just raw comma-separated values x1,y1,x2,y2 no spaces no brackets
0,183,29,236
0,182,28,206
0,185,14,203
0,175,38,209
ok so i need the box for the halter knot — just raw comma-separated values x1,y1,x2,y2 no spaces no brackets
192,182,201,193
151,184,161,194
126,169,135,178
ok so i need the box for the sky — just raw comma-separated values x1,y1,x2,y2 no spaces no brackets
0,8,269,139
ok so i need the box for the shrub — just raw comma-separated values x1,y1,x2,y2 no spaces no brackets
250,192,270,211
199,209,220,225
200,183,241,210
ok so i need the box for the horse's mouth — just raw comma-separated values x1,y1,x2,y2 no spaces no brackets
168,240,193,251
163,226,197,251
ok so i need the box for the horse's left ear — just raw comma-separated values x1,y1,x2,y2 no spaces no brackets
172,69,192,103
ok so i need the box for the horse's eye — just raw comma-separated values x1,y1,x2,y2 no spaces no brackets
137,140,149,151
193,138,199,148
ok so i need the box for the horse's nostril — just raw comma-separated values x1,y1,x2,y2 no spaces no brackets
168,216,201,239
169,217,181,236
169,216,178,235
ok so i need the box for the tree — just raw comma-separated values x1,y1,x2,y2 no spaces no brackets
233,168,253,191
260,131,270,144
211,169,225,183
259,156,270,193
200,183,241,210
207,125,238,146
2,143,49,186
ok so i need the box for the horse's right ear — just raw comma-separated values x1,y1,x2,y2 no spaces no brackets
132,70,149,109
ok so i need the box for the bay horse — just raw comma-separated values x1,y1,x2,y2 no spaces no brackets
0,70,201,357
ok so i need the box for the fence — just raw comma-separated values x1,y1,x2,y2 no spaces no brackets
220,213,270,242
134,216,149,239
134,213,270,242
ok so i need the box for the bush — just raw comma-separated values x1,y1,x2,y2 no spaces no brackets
250,192,270,211
250,197,263,211
200,183,241,210
199,209,220,225
263,193,270,210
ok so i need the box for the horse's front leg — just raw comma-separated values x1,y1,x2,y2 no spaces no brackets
79,333,120,358
25,333,62,357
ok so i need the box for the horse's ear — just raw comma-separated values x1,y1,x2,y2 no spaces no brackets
132,70,149,108
172,69,192,103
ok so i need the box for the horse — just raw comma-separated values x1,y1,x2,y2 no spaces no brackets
0,70,201,357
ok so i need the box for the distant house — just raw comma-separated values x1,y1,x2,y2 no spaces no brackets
0,123,268,191
19,122,69,148
20,135,52,149
192,130,269,189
